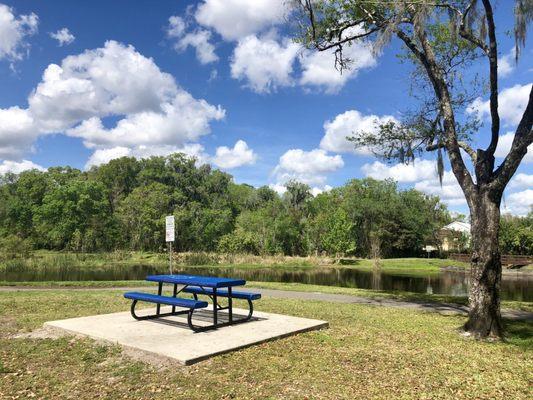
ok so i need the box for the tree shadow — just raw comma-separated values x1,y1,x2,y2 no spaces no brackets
337,259,362,265
503,319,533,350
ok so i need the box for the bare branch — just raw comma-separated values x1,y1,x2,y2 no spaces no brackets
427,141,477,163
480,0,500,157
492,86,533,191
313,27,382,52
457,1,490,55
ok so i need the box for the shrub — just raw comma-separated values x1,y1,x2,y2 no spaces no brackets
217,230,260,255
0,235,33,259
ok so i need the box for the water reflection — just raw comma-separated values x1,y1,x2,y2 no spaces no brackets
1,264,531,301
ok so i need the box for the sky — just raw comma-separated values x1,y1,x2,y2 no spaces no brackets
0,0,531,216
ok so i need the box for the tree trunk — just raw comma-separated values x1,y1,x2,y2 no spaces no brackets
464,191,503,338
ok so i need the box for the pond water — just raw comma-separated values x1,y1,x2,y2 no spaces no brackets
2,264,532,302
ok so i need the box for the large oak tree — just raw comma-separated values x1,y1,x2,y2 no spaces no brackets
294,0,533,338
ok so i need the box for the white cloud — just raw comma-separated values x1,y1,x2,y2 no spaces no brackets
274,148,344,185
85,146,131,168
503,189,533,216
0,159,44,175
311,185,332,197
0,106,36,159
28,41,178,132
320,110,396,155
208,69,218,82
414,170,466,206
49,28,75,46
212,140,257,169
0,40,225,163
468,84,532,126
361,158,467,207
361,159,437,182
66,91,225,149
269,183,286,195
195,0,288,41
0,4,38,63
167,16,218,64
231,34,299,93
167,15,186,38
299,27,376,93
269,182,332,197
85,143,209,169
509,173,533,189
494,131,533,163
175,30,218,64
498,48,515,77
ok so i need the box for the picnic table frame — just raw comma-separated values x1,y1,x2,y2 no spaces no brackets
130,274,252,332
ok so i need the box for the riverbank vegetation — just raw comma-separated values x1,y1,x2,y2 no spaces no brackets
0,250,468,271
1,155,450,258
2,155,531,262
0,290,531,399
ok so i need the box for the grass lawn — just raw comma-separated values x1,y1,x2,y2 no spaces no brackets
2,279,531,312
0,290,531,399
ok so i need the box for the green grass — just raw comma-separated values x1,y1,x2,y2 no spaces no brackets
0,279,151,287
1,279,531,313
0,289,531,399
351,257,469,273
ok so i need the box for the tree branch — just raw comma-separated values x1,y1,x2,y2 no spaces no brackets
301,0,384,53
397,28,476,198
313,27,382,51
458,1,490,55
481,0,500,157
426,141,478,163
492,85,533,191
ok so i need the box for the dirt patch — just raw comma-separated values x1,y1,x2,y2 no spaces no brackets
12,326,70,340
0,316,18,338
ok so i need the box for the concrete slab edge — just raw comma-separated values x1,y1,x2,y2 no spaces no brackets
43,320,330,366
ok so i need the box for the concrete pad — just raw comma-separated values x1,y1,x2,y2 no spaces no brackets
44,306,328,365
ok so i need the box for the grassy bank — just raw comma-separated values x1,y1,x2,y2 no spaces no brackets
0,250,468,276
0,289,531,399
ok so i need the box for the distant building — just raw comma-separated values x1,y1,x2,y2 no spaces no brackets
438,221,471,252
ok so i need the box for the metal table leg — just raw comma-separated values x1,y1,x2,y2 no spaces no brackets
156,282,163,315
228,287,233,323
172,283,177,314
213,287,218,326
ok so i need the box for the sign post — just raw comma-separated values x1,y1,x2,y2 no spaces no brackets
165,216,175,274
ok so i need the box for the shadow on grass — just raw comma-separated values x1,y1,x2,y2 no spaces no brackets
504,319,533,350
337,259,362,265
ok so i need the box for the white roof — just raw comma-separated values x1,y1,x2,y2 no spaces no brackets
442,221,471,234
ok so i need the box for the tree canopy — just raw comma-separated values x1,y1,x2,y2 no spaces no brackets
0,154,457,257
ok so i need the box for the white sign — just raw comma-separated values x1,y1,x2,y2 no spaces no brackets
165,215,175,242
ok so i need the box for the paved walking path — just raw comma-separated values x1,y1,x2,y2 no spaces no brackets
1,285,531,321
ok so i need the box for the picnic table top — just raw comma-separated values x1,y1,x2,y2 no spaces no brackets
146,274,246,288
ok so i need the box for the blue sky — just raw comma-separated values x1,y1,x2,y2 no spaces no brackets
0,0,531,215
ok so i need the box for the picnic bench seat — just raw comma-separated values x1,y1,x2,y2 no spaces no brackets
123,291,209,331
183,286,260,320
183,286,261,301
124,292,208,309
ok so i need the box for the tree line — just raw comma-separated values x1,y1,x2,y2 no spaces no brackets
0,153,530,257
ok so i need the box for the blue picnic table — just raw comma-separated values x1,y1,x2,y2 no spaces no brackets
124,274,261,332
